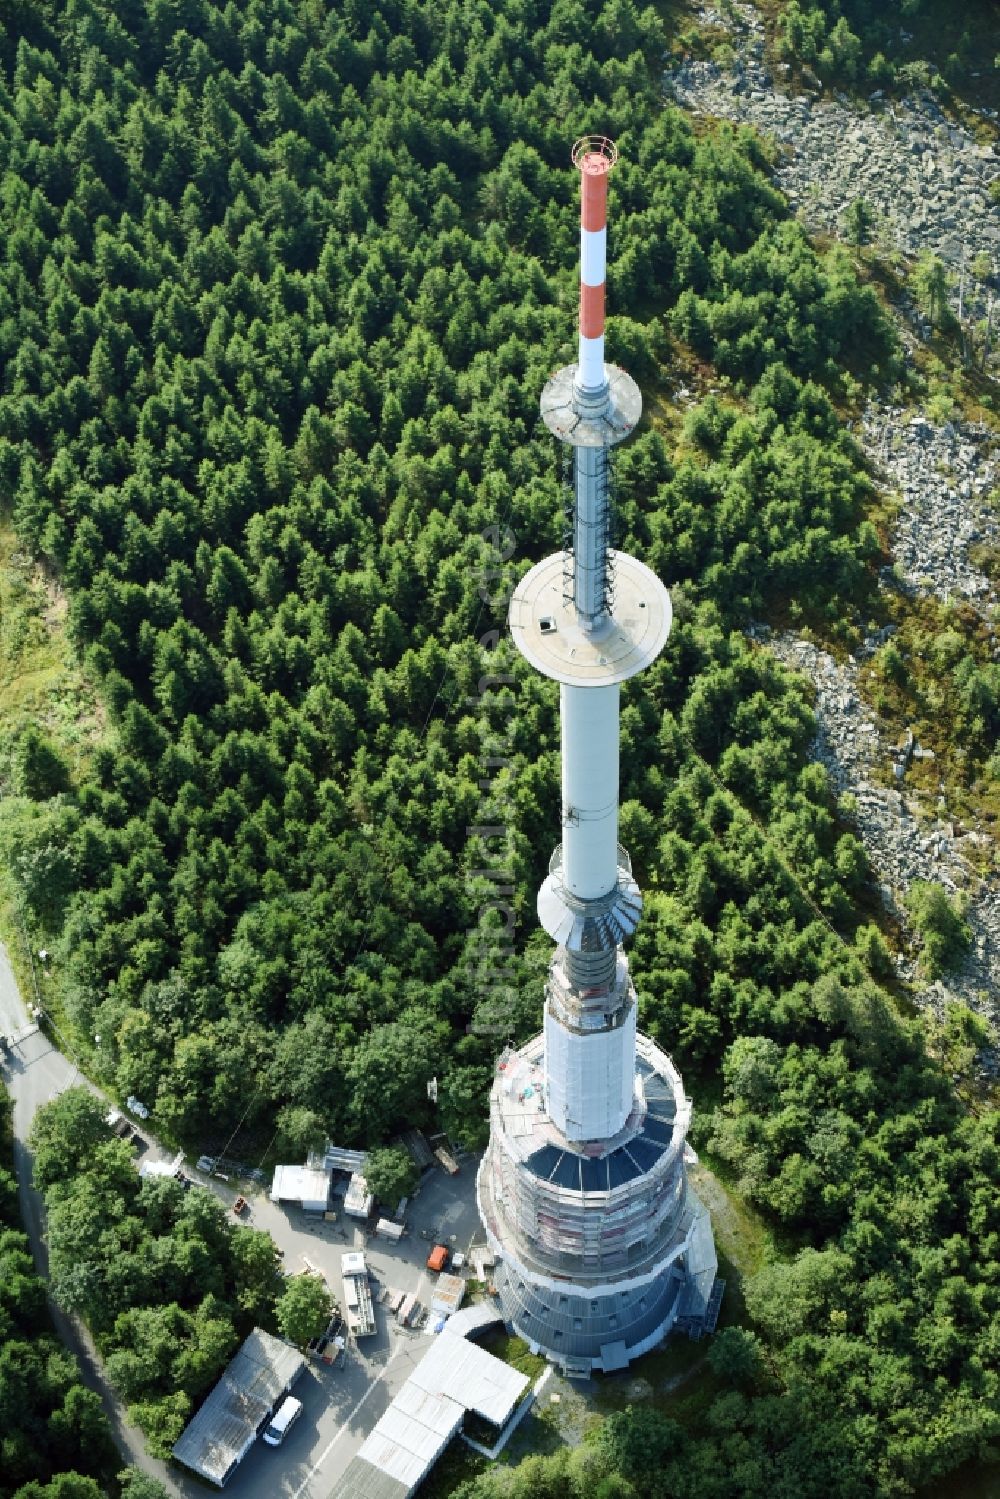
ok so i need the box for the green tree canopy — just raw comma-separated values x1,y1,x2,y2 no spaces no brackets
275,1274,333,1349
362,1146,419,1208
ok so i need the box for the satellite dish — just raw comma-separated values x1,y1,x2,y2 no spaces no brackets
427,1077,438,1102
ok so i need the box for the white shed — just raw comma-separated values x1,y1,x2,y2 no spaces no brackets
344,1172,374,1218
270,1164,331,1213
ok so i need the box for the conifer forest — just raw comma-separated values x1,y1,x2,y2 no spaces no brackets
0,0,998,1496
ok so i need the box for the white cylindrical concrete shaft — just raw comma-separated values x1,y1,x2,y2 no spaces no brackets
544,999,637,1140
561,683,619,900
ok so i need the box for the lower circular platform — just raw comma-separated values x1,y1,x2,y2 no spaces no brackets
509,552,671,685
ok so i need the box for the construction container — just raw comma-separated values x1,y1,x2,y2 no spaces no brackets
426,1244,449,1273
431,1273,466,1316
397,1293,418,1326
375,1218,405,1241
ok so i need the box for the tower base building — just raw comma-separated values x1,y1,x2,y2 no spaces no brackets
477,1032,719,1376
477,137,720,1376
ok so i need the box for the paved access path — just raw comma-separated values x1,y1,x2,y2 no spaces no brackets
0,940,188,1497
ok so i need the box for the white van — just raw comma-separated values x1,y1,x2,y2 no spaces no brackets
262,1395,303,1447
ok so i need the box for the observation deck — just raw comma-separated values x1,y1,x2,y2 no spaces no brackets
509,551,671,687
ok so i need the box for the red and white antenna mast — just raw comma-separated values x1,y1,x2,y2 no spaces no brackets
575,134,617,396
508,135,672,1129
479,137,720,1374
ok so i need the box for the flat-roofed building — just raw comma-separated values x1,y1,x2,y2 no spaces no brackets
344,1171,374,1217
172,1328,305,1487
269,1163,332,1212
329,1315,530,1499
431,1273,466,1316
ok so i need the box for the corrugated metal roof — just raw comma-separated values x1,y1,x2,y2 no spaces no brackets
441,1303,502,1339
400,1129,436,1170
394,1380,466,1437
328,1457,409,1499
409,1333,528,1427
310,1142,368,1174
337,1309,531,1497
172,1329,304,1486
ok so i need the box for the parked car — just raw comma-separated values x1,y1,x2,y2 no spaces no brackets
262,1396,303,1447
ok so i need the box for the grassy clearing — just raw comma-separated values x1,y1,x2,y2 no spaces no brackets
419,1441,490,1498
0,518,104,789
688,1159,777,1281
477,1327,548,1382
0,515,105,1037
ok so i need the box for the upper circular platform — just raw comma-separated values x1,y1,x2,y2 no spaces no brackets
540,364,641,449
509,552,671,686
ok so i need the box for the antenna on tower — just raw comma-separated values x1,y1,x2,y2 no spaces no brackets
572,134,617,401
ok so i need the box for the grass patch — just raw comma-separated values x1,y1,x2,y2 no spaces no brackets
418,1440,490,1498
477,1327,548,1382
0,518,104,789
0,515,106,1045
687,1159,782,1314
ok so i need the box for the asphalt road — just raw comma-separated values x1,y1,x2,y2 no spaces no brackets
0,936,33,1036
0,940,188,1496
0,937,490,1499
